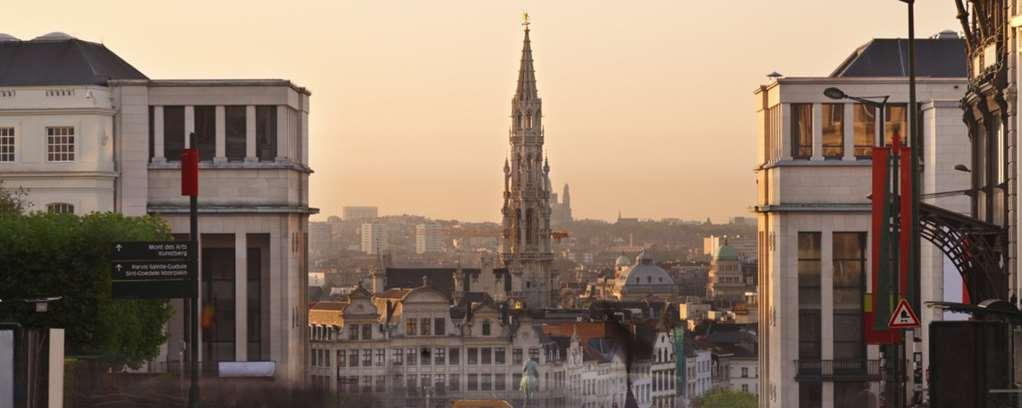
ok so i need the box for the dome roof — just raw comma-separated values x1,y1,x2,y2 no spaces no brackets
716,245,739,261
615,255,631,267
32,32,75,41
0,34,20,42
619,251,674,290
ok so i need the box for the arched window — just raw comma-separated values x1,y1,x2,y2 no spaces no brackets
525,209,535,245
482,320,492,336
526,113,532,129
516,113,523,129
47,202,74,214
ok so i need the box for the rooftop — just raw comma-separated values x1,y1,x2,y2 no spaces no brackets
830,36,967,78
0,34,147,86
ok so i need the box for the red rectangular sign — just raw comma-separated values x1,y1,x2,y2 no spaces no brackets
181,148,198,197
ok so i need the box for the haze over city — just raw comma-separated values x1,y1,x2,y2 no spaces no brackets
3,0,959,222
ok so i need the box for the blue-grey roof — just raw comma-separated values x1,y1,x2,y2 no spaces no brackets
830,38,967,78
0,37,147,86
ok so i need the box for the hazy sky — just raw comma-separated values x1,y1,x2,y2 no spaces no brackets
6,1,960,222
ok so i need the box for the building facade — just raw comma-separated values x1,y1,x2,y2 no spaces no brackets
754,35,970,407
361,223,388,255
416,223,442,254
0,32,313,383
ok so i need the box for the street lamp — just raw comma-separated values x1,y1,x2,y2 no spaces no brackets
823,87,891,147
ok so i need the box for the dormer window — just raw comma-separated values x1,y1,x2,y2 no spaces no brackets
482,319,492,336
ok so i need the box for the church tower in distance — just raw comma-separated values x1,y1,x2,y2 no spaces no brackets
501,15,555,309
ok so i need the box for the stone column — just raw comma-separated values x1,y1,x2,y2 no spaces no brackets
811,103,823,161
780,104,793,161
215,106,226,163
246,106,257,162
153,106,165,162
235,232,248,361
184,106,195,148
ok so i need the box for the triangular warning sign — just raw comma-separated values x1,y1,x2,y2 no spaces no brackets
888,298,920,329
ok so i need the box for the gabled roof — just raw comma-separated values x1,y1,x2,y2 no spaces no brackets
0,37,147,86
830,37,967,78
385,267,457,298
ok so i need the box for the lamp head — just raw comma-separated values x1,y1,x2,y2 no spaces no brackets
823,87,846,100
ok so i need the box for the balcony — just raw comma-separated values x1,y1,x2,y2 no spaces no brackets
795,359,881,382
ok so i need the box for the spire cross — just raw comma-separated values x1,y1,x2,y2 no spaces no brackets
522,11,530,28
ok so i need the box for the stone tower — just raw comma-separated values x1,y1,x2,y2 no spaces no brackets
500,17,555,309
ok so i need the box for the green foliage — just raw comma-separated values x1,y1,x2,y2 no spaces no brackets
0,180,30,217
695,388,758,408
0,212,173,368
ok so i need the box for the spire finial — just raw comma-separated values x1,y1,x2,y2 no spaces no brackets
522,11,530,28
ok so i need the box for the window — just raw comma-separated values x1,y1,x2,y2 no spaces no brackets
467,374,478,391
513,348,523,365
482,320,491,336
884,104,908,146
362,325,372,340
338,350,346,367
741,367,749,378
46,203,74,214
46,127,75,162
529,348,540,363
256,106,277,161
375,375,386,392
194,106,215,161
481,373,493,391
853,104,875,158
742,384,749,392
391,348,403,365
495,347,506,365
421,318,431,336
822,103,844,159
406,348,417,366
513,373,523,390
349,324,359,340
798,231,822,408
362,349,372,367
0,127,14,162
449,347,460,365
468,347,478,365
406,374,417,391
163,106,185,161
434,318,446,335
225,106,247,161
791,103,812,159
496,374,506,391
449,374,460,391
435,348,445,365
420,347,431,366
406,319,416,336
833,232,866,362
376,349,385,366
349,349,359,367
481,347,492,364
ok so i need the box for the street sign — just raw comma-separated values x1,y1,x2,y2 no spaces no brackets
111,241,194,299
889,298,921,329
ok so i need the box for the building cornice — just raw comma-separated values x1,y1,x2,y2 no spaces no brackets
0,108,116,116
109,79,311,96
149,204,319,215
148,160,313,174
754,76,967,94
754,203,870,213
756,159,872,171
0,170,117,178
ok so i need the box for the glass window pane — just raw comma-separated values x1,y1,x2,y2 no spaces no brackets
853,104,875,158
164,106,185,161
256,106,277,161
822,103,844,159
792,104,813,159
226,106,246,161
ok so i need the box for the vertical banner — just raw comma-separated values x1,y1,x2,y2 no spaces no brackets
868,146,900,344
673,327,686,397
181,148,198,197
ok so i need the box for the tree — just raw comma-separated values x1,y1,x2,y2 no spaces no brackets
0,212,173,368
695,388,757,408
0,180,30,217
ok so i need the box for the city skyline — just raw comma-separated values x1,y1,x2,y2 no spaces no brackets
4,0,960,222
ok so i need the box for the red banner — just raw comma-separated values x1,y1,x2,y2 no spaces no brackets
181,148,198,197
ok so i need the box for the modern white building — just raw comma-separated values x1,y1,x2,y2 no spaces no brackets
361,223,388,255
754,34,970,407
416,223,442,254
0,32,313,383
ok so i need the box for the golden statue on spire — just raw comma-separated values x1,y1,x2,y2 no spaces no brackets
522,11,530,28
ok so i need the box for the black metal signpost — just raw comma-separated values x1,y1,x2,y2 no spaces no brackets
111,241,194,299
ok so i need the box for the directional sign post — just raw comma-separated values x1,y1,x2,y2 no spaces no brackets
111,241,194,299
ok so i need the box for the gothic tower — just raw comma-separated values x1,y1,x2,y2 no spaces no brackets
501,16,555,309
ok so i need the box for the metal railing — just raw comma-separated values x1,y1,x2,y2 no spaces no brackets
795,359,882,382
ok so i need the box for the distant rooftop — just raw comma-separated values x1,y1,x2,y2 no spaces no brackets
0,33,147,86
830,32,966,78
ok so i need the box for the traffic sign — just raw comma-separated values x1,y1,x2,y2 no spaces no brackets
888,298,920,329
111,241,194,299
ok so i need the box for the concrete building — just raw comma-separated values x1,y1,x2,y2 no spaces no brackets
707,244,751,304
703,235,757,262
0,32,313,383
754,34,969,407
361,223,388,255
342,206,378,221
416,223,442,254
